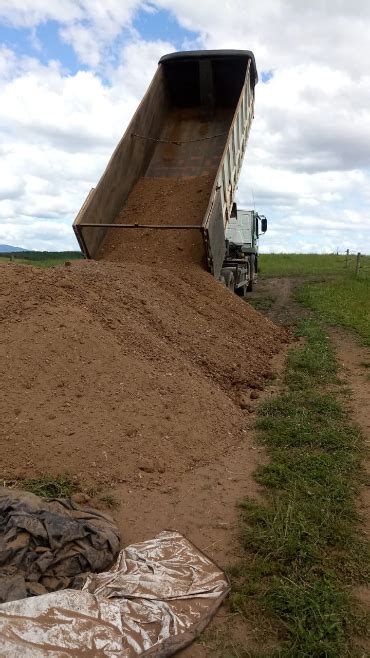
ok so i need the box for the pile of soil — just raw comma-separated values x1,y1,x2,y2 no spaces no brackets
0,259,288,489
98,175,214,266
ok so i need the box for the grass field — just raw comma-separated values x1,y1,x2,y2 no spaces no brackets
257,253,370,346
228,254,370,655
230,319,369,657
259,253,370,278
297,278,370,346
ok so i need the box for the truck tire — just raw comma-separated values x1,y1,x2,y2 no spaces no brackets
221,270,235,292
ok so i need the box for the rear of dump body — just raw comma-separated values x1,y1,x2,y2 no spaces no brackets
73,50,257,278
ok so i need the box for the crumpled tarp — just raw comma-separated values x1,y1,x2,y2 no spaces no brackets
0,488,120,601
0,530,230,657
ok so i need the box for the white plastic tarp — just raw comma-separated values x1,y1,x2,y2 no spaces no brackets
0,530,229,656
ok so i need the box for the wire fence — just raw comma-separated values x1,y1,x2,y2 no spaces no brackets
344,250,370,278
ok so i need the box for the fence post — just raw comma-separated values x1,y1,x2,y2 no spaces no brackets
355,252,361,276
346,249,349,267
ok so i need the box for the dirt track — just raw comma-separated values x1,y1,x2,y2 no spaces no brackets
328,327,370,605
250,277,370,611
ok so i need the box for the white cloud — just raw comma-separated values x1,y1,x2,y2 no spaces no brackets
0,0,82,27
108,38,174,96
0,38,175,249
1,1,370,251
156,0,370,76
0,218,74,250
0,0,146,66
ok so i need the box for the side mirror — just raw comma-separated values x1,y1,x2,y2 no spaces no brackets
260,216,267,233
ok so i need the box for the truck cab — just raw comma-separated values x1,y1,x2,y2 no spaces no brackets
221,209,267,293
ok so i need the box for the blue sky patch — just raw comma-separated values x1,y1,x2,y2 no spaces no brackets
0,20,82,73
0,8,199,76
261,70,273,83
133,6,199,49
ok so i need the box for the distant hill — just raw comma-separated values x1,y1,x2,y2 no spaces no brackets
0,245,27,253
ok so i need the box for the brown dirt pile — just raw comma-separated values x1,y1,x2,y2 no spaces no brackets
0,260,288,489
99,175,214,266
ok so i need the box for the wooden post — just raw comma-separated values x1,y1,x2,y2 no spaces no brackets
355,252,361,276
345,249,349,267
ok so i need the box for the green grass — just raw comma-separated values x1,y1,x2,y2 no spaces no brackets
99,493,119,510
0,251,83,268
297,277,370,346
286,318,338,388
259,254,370,279
5,474,78,498
248,296,275,312
230,318,369,657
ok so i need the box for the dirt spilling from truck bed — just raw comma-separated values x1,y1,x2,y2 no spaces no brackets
0,259,288,489
98,175,214,266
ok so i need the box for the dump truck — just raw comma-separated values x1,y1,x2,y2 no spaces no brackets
74,49,265,294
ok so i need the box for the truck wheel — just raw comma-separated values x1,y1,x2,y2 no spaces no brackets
222,270,235,291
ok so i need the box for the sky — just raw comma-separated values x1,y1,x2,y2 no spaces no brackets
0,1,369,254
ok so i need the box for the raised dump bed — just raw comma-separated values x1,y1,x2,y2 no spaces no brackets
74,49,258,278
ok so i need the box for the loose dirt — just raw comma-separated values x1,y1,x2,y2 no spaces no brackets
0,261,287,493
249,276,309,326
99,175,214,266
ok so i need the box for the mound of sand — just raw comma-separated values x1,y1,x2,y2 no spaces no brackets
0,259,287,488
